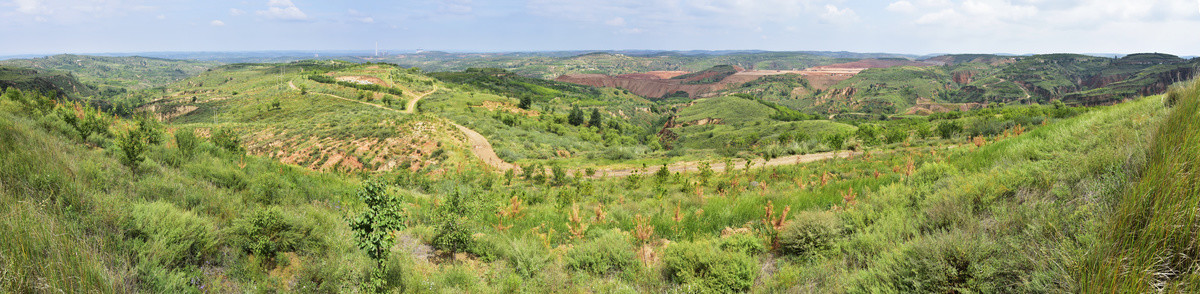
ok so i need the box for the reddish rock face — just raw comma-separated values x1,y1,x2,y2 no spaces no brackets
952,70,976,84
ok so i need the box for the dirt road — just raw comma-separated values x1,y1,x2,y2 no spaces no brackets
290,79,855,177
402,87,437,114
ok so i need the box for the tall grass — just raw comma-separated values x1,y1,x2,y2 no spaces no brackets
1082,79,1200,292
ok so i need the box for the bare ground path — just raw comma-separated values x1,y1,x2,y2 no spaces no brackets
289,79,857,177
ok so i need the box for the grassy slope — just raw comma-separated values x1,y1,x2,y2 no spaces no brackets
1083,80,1200,291
424,69,670,167
671,96,856,152
158,62,474,173
1,68,1193,293
0,66,97,98
0,95,368,292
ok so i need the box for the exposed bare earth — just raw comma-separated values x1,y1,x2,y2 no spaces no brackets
556,59,937,99
289,80,856,176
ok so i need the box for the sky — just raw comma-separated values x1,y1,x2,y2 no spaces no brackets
2,0,1200,56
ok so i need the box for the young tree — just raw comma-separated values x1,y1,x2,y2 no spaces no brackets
937,121,962,139
568,106,585,126
175,128,199,157
519,96,532,110
117,125,149,171
348,180,406,292
589,108,603,128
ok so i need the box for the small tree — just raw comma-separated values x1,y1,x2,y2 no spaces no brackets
589,108,603,128
568,106,585,126
519,96,532,110
298,84,308,95
117,125,148,171
937,121,962,139
175,128,199,157
211,128,243,154
348,179,406,292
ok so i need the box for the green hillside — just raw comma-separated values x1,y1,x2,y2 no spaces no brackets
0,66,97,98
0,54,218,91
3,71,1195,292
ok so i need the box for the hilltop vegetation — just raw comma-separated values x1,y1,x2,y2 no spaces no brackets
378,51,872,79
0,54,218,91
717,53,1199,118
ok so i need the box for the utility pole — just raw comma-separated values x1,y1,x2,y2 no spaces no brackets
375,42,379,57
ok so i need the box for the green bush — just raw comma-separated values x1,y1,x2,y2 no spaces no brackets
247,173,294,205
226,207,311,261
662,241,757,293
936,121,961,139
855,124,882,145
566,229,638,276
175,128,198,156
500,236,550,278
778,210,841,257
719,233,766,255
126,201,217,268
883,127,908,144
211,127,242,154
855,233,1023,293
909,162,958,186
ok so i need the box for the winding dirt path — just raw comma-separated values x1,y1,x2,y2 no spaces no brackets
290,80,857,177
401,86,437,114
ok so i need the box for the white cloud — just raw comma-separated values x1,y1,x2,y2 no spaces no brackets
819,4,859,24
439,0,472,15
13,0,51,15
256,0,308,21
156,14,165,20
887,1,915,13
604,16,625,26
347,9,375,23
210,20,225,26
230,8,245,16
526,0,833,30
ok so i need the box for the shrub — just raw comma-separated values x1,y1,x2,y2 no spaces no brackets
825,133,848,150
566,229,638,276
211,127,242,154
936,121,961,139
855,124,882,145
433,191,475,254
227,207,311,262
719,233,766,255
854,232,1022,293
662,241,757,293
501,236,550,278
248,174,294,205
174,128,199,157
116,125,149,170
883,128,908,144
778,210,841,257
126,201,217,268
909,162,957,186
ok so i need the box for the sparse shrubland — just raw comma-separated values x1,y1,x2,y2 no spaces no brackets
0,52,1196,293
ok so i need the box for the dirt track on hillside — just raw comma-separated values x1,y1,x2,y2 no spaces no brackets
291,80,857,177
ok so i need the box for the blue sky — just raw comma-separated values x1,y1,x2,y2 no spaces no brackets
2,0,1199,56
